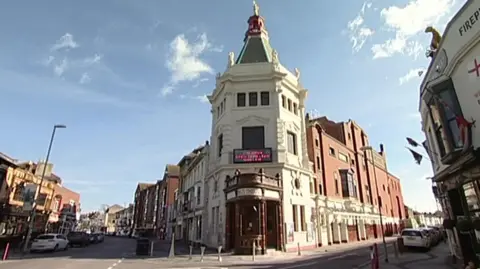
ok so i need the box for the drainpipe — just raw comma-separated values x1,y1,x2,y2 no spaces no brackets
315,196,320,247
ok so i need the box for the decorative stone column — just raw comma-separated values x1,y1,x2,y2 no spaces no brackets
340,220,348,243
326,214,333,245
332,216,342,244
260,200,266,253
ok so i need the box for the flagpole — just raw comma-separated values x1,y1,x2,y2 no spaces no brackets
405,146,430,161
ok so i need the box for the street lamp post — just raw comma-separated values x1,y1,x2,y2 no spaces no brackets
22,124,66,253
360,146,389,263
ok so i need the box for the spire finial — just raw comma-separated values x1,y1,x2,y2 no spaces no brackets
253,0,259,16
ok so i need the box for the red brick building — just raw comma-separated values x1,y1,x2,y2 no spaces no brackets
306,115,406,242
133,164,179,238
47,184,81,233
133,183,156,236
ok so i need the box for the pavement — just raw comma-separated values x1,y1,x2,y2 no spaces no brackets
119,237,398,268
1,236,455,269
357,241,460,269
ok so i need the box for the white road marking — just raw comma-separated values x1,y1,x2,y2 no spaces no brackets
107,256,125,269
327,253,358,260
281,261,318,269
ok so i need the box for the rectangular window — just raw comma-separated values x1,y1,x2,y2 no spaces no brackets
318,183,323,195
341,173,349,198
434,124,447,156
329,147,335,156
438,88,463,148
316,156,321,171
217,134,223,157
427,128,439,166
292,205,299,231
287,99,292,111
242,126,265,149
293,103,298,115
287,132,297,155
197,216,202,240
237,93,246,107
335,178,339,194
196,187,201,205
282,95,286,108
248,92,258,106
37,193,47,206
260,91,270,106
300,206,306,231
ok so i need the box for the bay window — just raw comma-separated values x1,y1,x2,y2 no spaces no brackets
424,78,466,164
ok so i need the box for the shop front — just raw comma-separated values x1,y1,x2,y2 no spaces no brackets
435,151,480,265
224,169,284,255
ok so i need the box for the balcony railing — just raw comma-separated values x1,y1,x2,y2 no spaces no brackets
225,168,282,189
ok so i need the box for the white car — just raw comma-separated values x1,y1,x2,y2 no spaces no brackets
30,233,69,252
401,228,431,250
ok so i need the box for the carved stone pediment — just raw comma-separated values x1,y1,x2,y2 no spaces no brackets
236,115,270,125
286,121,301,132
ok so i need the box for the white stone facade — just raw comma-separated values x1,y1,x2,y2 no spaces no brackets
175,144,209,244
204,47,317,250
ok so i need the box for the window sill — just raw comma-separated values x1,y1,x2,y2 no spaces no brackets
232,105,271,111
440,148,464,165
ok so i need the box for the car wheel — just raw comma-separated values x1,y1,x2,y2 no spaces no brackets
53,244,59,252
64,244,69,251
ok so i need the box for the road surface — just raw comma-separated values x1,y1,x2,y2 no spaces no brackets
0,236,136,269
1,237,394,269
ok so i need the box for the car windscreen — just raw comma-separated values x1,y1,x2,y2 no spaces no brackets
36,235,55,240
401,230,422,237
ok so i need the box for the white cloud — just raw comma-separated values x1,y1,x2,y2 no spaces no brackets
347,2,375,53
161,33,219,96
178,93,210,103
193,78,209,88
43,56,55,66
372,0,455,59
54,58,68,76
408,112,421,120
399,68,425,85
79,73,91,84
0,68,143,109
51,33,79,51
84,54,103,65
195,94,209,103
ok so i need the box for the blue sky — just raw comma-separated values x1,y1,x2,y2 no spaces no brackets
0,0,463,213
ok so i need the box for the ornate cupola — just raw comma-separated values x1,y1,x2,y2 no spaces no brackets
236,1,274,64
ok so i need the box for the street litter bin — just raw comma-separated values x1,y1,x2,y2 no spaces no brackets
397,237,405,253
136,238,150,256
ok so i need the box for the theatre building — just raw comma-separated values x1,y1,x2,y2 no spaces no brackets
306,116,405,246
419,0,480,265
202,2,406,255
